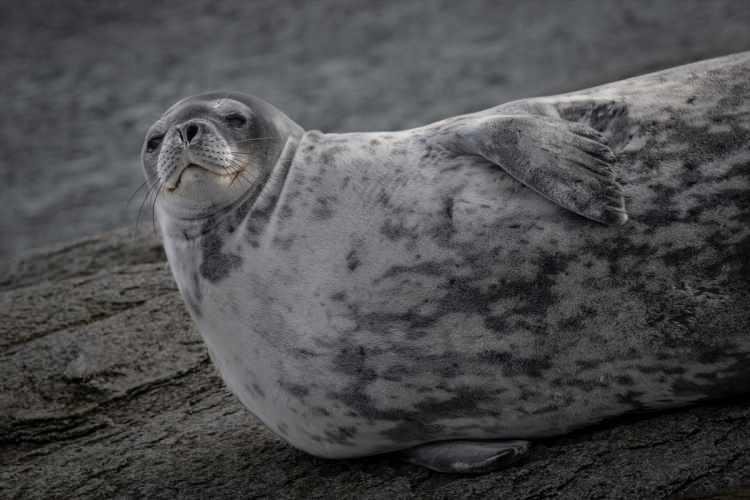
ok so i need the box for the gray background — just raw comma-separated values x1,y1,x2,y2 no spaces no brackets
3,0,750,263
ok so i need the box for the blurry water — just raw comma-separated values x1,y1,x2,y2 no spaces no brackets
3,0,750,263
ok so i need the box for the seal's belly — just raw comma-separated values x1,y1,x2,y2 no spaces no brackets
188,130,749,459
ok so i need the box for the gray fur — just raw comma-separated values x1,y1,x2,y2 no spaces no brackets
141,53,750,470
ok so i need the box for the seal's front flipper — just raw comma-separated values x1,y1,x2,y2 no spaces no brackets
397,439,530,474
455,114,628,225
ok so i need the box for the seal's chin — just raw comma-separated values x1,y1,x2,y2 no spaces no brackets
157,160,255,221
166,163,240,192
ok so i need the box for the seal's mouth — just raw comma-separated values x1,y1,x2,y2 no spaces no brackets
165,163,241,192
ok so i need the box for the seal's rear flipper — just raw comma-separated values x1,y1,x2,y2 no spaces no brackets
455,114,628,225
397,439,530,474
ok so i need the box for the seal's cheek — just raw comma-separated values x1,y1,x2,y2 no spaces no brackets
140,157,159,183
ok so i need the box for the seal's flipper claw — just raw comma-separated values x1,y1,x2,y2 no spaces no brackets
397,439,530,474
568,121,609,144
457,115,628,225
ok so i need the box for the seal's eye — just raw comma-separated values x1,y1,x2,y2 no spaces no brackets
225,113,247,128
146,135,164,153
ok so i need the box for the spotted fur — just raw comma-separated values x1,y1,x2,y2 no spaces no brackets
147,53,750,461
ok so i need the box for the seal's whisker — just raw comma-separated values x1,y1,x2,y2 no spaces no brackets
225,157,240,170
227,160,253,189
135,182,159,231
135,176,169,235
226,156,257,186
226,157,249,174
226,156,245,166
229,168,245,187
127,181,149,207
223,158,246,180
226,155,263,187
149,183,164,235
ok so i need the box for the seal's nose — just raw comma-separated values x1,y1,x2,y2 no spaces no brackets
178,121,201,144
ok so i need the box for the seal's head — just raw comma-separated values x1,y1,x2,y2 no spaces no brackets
141,91,302,221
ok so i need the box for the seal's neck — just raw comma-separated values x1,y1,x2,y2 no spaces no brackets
157,136,301,244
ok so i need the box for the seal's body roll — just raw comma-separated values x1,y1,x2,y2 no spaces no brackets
144,53,750,471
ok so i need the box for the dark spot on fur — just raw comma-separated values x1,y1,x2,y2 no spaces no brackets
244,193,280,244
199,223,243,283
505,251,576,317
381,364,412,382
551,376,607,392
557,305,596,331
636,365,686,375
312,196,336,220
279,380,310,399
660,245,700,265
586,233,653,276
324,426,358,445
292,348,317,359
311,407,331,417
484,315,509,334
272,235,295,250
405,329,429,340
380,218,412,241
378,386,502,442
375,189,391,207
346,249,361,271
639,183,681,226
378,261,449,281
320,145,346,166
279,204,294,219
477,350,551,378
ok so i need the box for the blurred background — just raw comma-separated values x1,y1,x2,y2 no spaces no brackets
2,0,750,264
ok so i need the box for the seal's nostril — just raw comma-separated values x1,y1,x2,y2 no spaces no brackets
185,123,199,143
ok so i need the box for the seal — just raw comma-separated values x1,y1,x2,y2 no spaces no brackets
141,52,750,473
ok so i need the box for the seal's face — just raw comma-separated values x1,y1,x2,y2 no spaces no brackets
141,92,287,220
